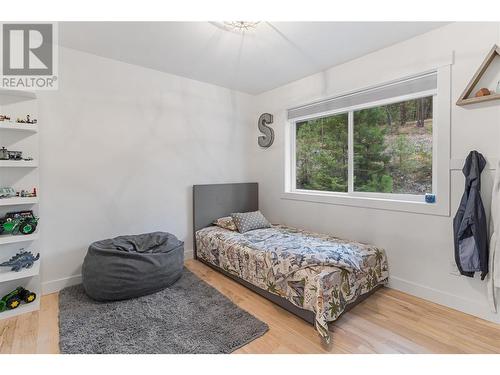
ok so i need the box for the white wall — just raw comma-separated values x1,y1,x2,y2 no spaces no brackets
251,22,500,323
37,47,255,293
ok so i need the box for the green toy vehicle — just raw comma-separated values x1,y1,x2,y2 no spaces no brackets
0,210,38,236
0,287,37,312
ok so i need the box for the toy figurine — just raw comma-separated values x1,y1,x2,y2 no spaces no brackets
0,287,36,312
0,210,39,236
0,250,39,272
0,187,16,199
0,115,11,122
0,147,32,161
19,188,37,198
7,150,23,160
0,147,24,160
9,187,37,198
16,115,37,124
0,147,8,160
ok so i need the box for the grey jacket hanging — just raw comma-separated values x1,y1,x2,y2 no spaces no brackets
453,150,489,280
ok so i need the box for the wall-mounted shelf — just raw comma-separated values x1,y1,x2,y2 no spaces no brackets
457,93,500,106
0,160,38,168
0,262,40,283
0,89,40,321
0,123,38,133
0,233,39,246
0,197,38,206
457,44,500,106
0,299,40,320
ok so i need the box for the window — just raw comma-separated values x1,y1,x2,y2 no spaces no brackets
294,94,434,198
353,97,433,195
285,70,451,215
296,113,348,192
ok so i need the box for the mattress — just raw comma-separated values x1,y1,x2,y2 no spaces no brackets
196,224,389,342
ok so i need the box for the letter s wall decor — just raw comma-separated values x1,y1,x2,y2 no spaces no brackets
258,113,274,148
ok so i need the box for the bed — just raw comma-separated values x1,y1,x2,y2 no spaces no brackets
193,183,389,343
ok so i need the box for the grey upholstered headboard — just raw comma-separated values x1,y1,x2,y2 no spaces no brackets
192,183,258,258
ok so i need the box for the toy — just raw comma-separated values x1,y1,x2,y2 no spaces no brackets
0,147,21,160
16,115,37,124
0,187,16,199
475,88,491,97
0,210,39,236
0,187,37,199
0,115,11,122
0,147,8,160
19,188,37,198
7,150,22,160
0,287,36,312
0,250,40,272
0,147,33,161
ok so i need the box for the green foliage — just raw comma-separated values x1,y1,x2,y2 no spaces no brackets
296,114,348,192
353,106,392,192
295,96,433,195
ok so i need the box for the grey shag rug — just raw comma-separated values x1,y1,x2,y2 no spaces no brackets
59,269,268,354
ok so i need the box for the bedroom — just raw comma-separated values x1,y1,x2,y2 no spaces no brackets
1,0,500,370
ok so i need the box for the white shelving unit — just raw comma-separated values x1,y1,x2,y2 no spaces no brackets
0,160,38,168
0,197,38,206
0,123,38,133
0,89,40,320
0,299,40,320
0,232,40,245
0,262,40,283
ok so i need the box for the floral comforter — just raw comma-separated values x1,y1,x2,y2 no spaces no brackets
195,225,389,342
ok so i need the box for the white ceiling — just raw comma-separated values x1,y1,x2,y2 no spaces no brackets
59,22,448,94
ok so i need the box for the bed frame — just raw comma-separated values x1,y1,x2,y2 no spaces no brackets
192,182,381,329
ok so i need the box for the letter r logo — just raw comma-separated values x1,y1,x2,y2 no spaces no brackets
2,24,53,75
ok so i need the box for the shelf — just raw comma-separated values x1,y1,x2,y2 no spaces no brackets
0,160,38,168
457,44,500,106
0,197,38,206
457,93,500,106
0,89,40,322
0,298,40,320
0,233,39,245
0,262,39,283
0,123,38,133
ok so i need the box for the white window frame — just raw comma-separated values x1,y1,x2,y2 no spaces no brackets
283,66,451,216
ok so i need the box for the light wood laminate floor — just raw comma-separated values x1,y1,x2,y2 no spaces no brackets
1,259,500,354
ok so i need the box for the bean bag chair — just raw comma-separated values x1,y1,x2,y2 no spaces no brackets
82,231,184,301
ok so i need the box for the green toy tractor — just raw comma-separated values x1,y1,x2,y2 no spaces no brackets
0,287,37,312
0,210,38,236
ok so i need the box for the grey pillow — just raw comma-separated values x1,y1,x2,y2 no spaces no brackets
231,211,271,233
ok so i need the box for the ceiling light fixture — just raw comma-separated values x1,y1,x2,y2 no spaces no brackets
223,21,260,32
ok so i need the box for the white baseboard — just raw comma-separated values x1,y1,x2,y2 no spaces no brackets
184,248,194,260
388,276,500,324
42,274,82,295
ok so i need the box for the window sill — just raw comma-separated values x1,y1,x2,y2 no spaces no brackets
281,190,450,217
